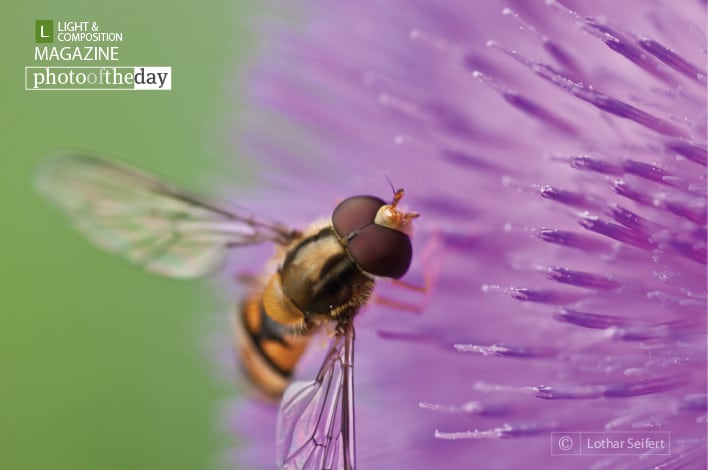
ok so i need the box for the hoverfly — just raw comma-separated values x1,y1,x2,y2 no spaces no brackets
36,154,419,470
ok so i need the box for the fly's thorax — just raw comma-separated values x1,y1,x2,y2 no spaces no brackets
278,226,374,324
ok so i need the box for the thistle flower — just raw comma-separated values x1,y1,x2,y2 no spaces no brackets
225,1,707,468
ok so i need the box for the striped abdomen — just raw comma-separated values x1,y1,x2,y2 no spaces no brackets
234,294,310,399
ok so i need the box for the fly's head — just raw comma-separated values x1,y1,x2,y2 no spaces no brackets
331,189,418,279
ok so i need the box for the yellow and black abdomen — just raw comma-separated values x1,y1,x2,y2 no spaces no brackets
233,293,310,399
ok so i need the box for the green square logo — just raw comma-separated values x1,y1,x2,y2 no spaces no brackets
35,20,53,43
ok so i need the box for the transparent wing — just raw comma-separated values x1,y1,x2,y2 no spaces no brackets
276,321,356,470
35,154,299,278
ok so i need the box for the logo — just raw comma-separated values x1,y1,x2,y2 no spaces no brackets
35,20,53,43
27,19,171,91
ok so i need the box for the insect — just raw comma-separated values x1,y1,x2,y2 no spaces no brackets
36,154,419,470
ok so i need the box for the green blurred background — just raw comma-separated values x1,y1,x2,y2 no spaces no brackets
2,2,259,469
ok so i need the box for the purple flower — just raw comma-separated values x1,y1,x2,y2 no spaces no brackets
224,1,707,468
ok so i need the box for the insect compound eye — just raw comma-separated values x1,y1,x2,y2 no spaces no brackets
347,224,413,278
331,195,386,239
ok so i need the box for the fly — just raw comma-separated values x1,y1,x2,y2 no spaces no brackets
36,154,419,470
